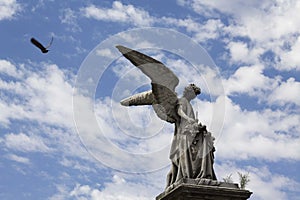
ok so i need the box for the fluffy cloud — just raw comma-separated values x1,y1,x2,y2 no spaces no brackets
215,162,300,200
279,36,300,71
162,17,224,42
248,166,300,200
65,171,167,200
223,64,276,96
216,96,300,161
96,48,116,59
5,153,31,164
268,77,300,106
0,60,74,128
80,1,225,44
73,91,173,173
80,0,300,72
0,0,21,20
178,0,265,18
69,176,155,200
226,41,264,65
0,59,23,78
81,1,154,26
2,132,52,153
51,161,300,200
184,0,300,42
179,0,300,71
0,59,96,166
59,8,82,32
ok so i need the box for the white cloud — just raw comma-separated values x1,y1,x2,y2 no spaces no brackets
249,167,300,200
185,0,300,42
24,64,74,127
59,8,81,32
227,42,249,63
0,60,97,165
73,91,173,172
51,161,300,200
0,60,74,128
178,0,300,71
95,48,116,59
279,36,300,71
162,17,224,42
49,184,70,200
226,41,264,65
194,19,225,42
82,0,225,42
81,1,154,26
5,153,31,164
216,96,300,161
268,77,300,106
0,59,23,78
68,172,165,200
60,157,97,173
79,0,300,73
0,99,27,126
215,162,300,200
0,0,21,20
224,64,275,96
2,132,52,152
180,0,267,20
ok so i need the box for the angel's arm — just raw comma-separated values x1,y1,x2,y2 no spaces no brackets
177,104,195,123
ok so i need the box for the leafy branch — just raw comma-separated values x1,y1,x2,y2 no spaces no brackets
222,174,233,183
238,172,250,189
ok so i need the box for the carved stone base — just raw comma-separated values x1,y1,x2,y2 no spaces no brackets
156,179,252,200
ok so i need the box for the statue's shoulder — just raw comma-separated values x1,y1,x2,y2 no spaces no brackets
178,97,190,108
178,97,188,103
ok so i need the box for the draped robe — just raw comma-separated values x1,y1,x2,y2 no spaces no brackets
166,97,217,187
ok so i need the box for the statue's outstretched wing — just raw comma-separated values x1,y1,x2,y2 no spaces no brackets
120,90,154,106
116,45,179,123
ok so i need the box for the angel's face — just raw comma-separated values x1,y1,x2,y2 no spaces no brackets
183,84,201,100
183,89,197,100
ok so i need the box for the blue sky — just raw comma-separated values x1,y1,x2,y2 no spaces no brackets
1,0,300,199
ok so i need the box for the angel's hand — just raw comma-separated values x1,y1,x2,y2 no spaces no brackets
188,118,196,124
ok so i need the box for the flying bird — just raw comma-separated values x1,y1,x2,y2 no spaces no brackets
30,37,53,53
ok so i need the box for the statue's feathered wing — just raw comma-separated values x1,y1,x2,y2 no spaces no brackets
116,45,179,123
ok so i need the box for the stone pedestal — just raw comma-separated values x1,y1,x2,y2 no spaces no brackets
156,179,252,200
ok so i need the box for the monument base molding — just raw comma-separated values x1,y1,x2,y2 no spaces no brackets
156,179,252,200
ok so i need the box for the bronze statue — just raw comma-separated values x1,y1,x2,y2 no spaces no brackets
116,45,217,188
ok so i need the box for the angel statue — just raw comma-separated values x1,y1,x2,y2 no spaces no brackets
116,45,217,188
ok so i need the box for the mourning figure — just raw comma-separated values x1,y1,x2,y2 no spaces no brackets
116,45,217,188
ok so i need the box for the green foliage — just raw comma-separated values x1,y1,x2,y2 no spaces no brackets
222,174,233,183
238,172,250,189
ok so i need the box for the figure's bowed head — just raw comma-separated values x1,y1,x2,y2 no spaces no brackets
183,83,201,100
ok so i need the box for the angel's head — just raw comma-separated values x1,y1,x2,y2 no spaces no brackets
183,83,201,100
